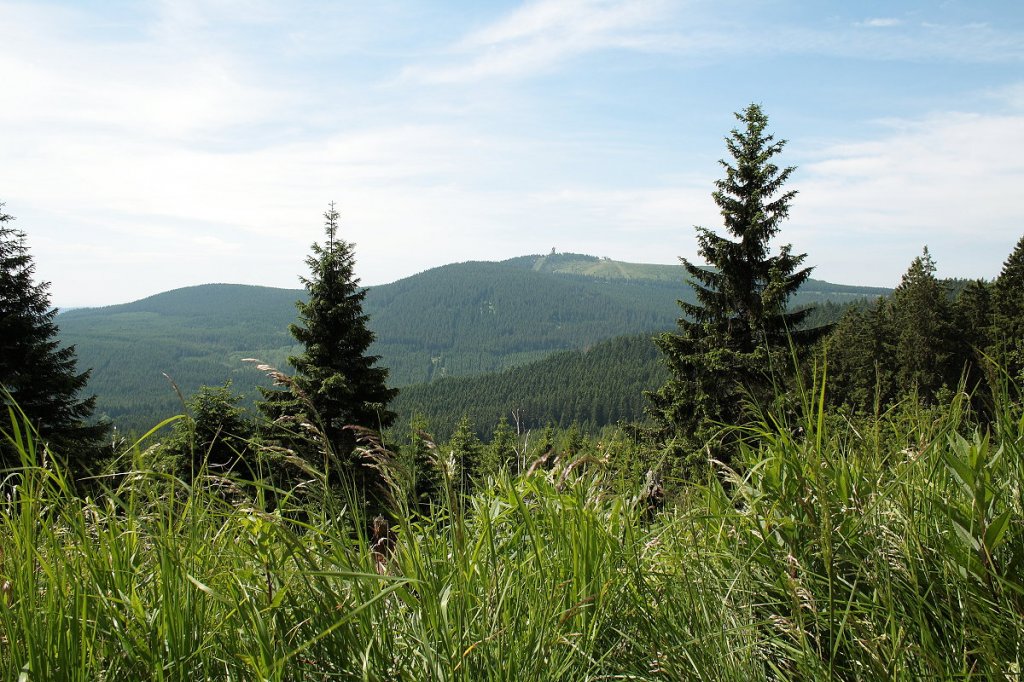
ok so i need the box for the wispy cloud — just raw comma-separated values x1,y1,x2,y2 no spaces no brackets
2,0,1023,305
745,20,1024,64
790,109,1024,284
986,81,1024,110
0,2,294,144
403,1,1024,87
856,17,902,28
403,0,674,83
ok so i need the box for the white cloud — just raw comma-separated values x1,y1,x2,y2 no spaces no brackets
857,18,902,28
3,0,1024,306
790,110,1024,284
0,3,293,143
403,0,673,83
986,82,1024,111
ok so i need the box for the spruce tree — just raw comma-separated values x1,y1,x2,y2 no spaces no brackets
648,104,821,451
260,203,397,483
445,415,483,494
887,247,957,400
827,249,971,412
0,203,107,469
993,235,1024,382
165,382,254,478
951,278,995,409
481,416,518,479
406,413,442,515
825,301,895,413
953,279,994,363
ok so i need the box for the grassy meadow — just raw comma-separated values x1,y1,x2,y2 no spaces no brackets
1,376,1023,680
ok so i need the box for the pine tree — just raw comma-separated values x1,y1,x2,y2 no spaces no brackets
165,382,254,478
481,416,518,479
0,203,107,469
445,415,483,494
887,247,957,400
993,235,1024,382
951,278,994,397
827,249,971,412
825,301,893,413
260,203,397,483
648,104,821,451
406,413,442,514
560,421,585,458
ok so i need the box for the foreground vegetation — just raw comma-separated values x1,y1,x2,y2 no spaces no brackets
2,375,1022,680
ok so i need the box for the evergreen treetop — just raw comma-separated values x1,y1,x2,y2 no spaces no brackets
0,203,106,469
165,382,254,478
824,247,991,413
649,104,822,454
446,414,483,493
887,247,956,398
680,103,814,349
260,203,397,478
993,235,1024,381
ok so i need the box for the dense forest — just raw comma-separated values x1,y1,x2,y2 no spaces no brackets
390,296,868,442
391,333,669,441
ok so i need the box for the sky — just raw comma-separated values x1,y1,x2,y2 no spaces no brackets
1,0,1023,308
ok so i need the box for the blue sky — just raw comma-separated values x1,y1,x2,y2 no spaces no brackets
1,0,1022,307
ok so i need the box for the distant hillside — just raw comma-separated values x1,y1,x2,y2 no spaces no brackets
388,299,866,442
57,285,301,431
504,253,686,281
57,253,890,432
366,259,694,386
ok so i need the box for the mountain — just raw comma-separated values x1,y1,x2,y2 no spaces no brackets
364,253,886,387
57,253,891,432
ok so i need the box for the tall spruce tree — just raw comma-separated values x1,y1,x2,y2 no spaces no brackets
260,203,397,483
445,415,483,495
993,235,1024,382
0,203,106,469
648,104,820,451
888,247,957,400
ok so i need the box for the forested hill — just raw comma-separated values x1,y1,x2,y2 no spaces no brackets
368,254,887,386
367,259,684,385
57,254,890,432
56,285,302,430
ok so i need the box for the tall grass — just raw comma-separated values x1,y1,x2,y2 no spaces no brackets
1,374,1023,679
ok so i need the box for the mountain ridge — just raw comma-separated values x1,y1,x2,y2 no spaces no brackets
56,252,891,432
60,252,891,314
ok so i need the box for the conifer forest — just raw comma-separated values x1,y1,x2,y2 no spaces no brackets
2,104,1024,680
